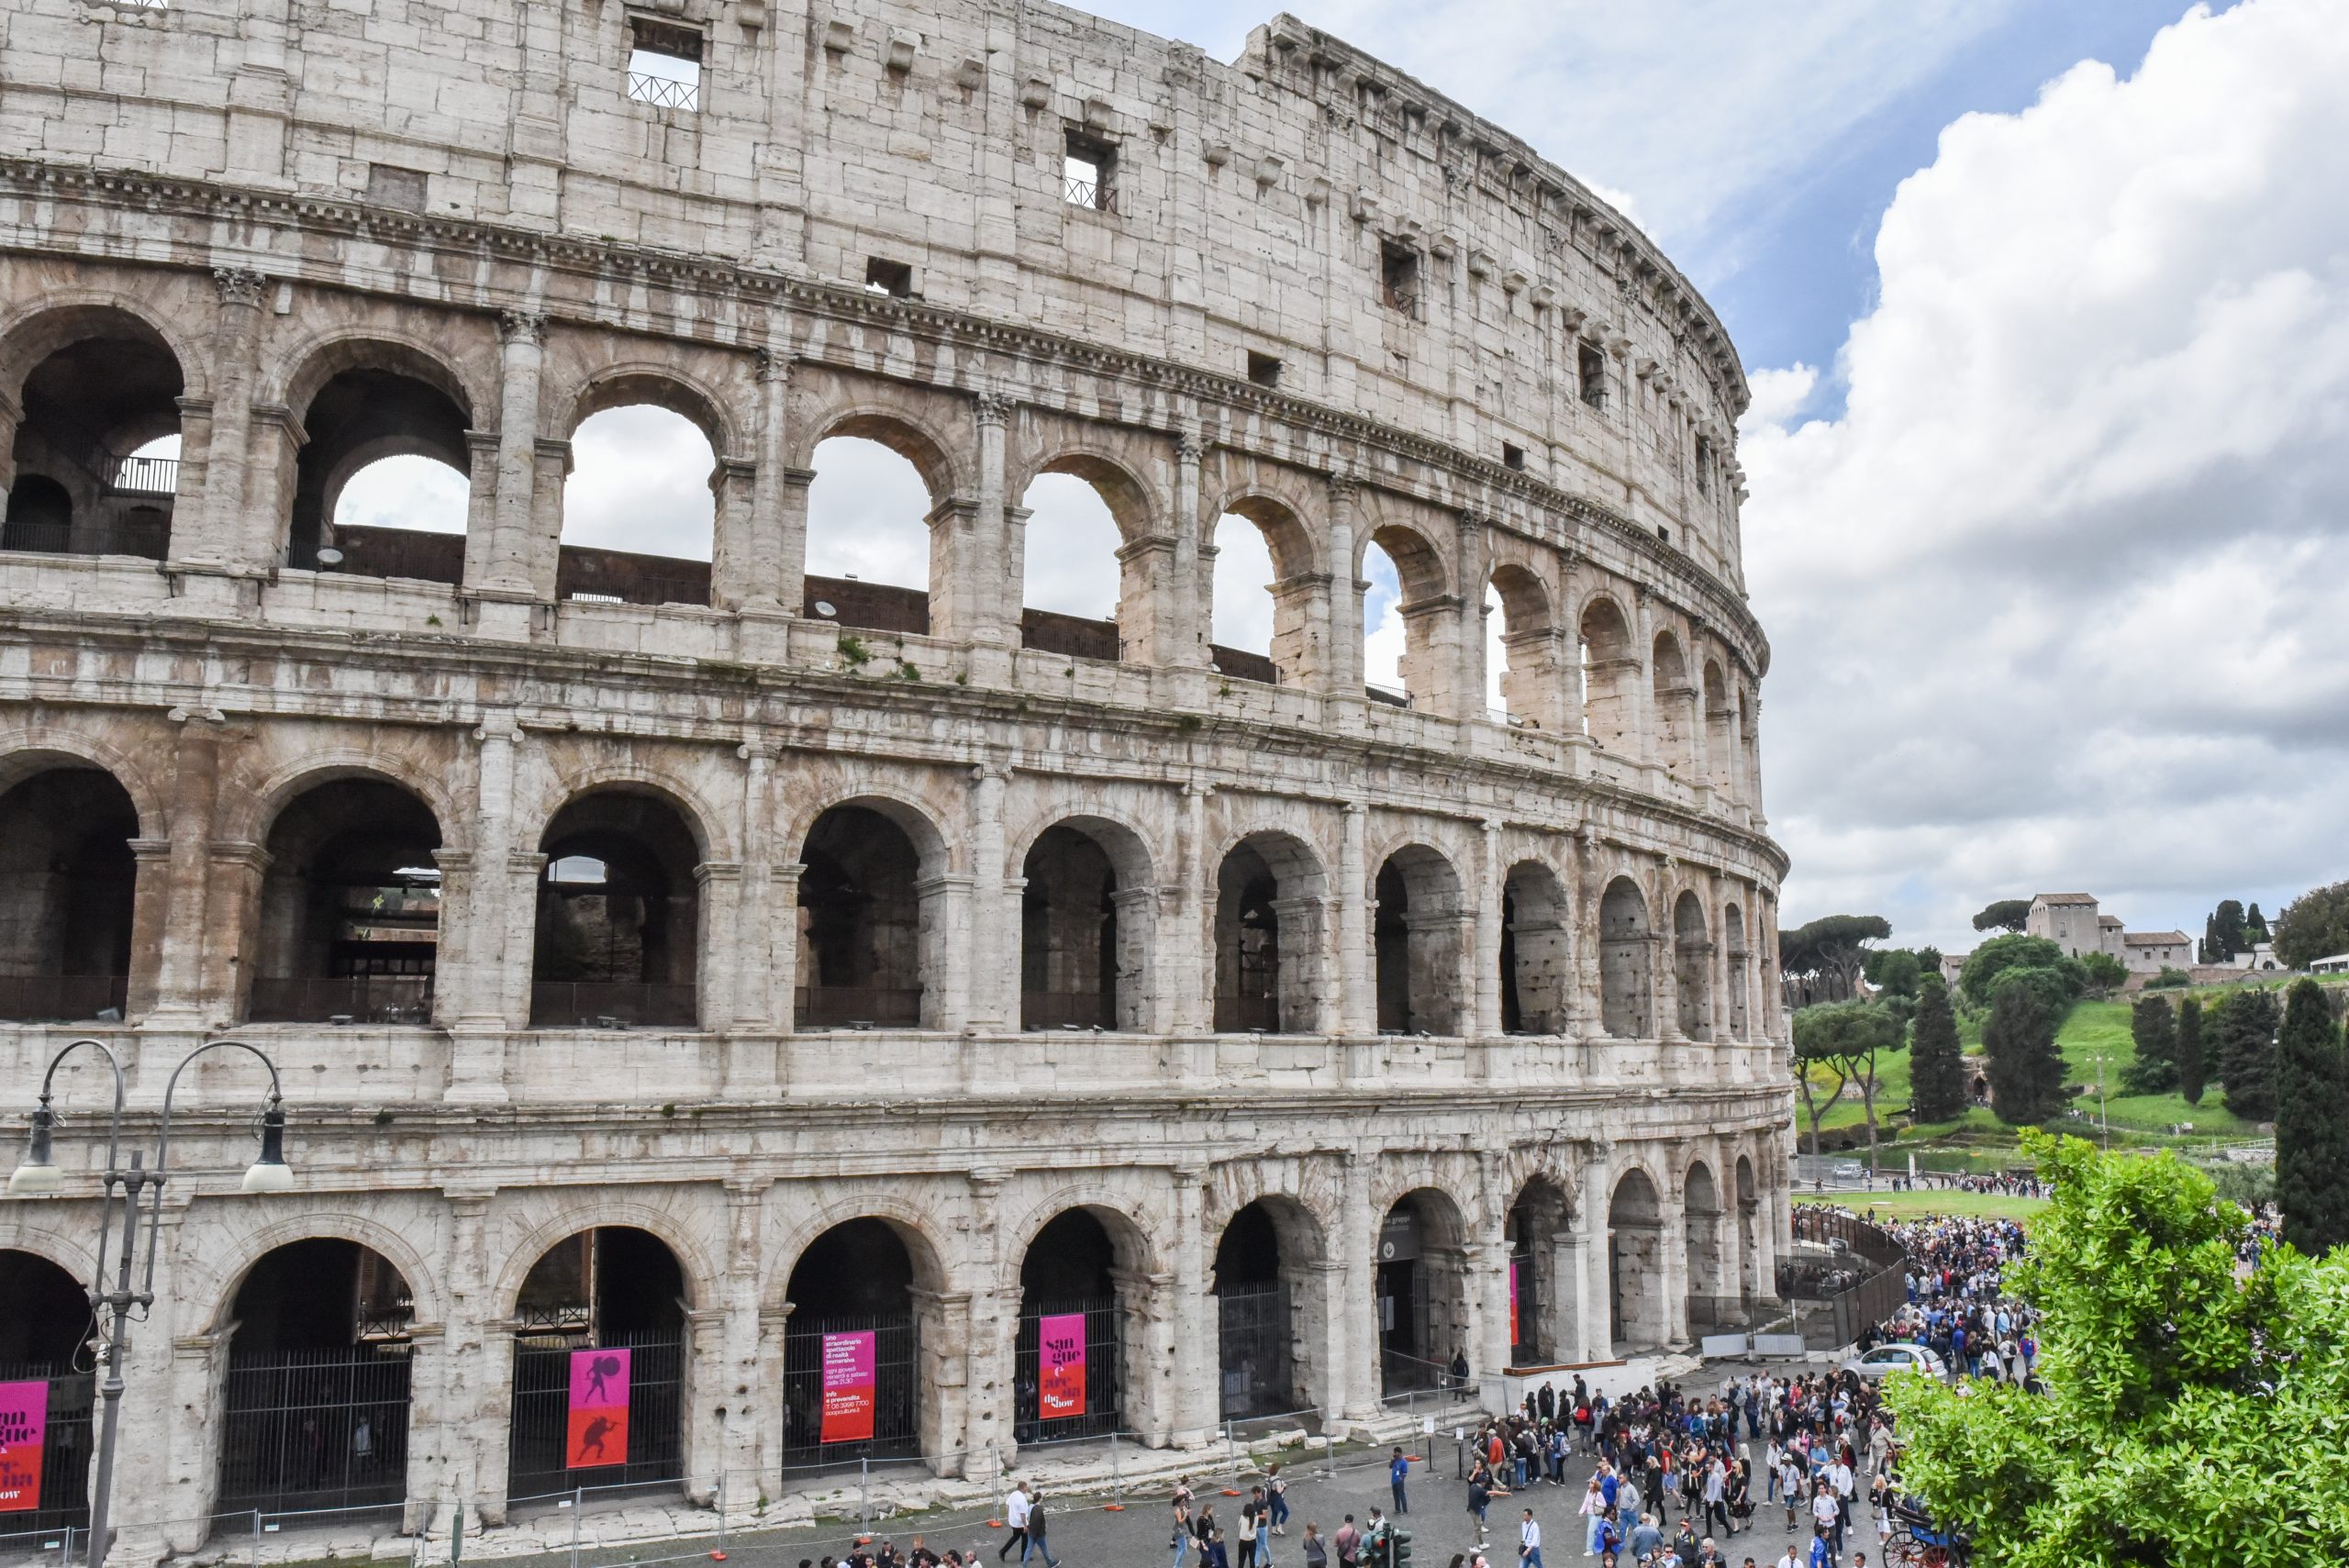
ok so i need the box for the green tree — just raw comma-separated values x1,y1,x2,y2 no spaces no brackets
1779,914,1893,1002
2275,978,2349,1256
2220,988,2283,1122
2246,902,2269,943
1864,947,1923,998
2076,950,2129,995
2122,994,2177,1095
1986,962,2082,1021
1908,973,1968,1125
1885,1134,2349,1565
2211,898,2248,961
1791,999,1904,1163
2273,880,2349,971
1983,984,2066,1125
1971,898,2032,934
1959,933,2069,1006
2176,995,2207,1106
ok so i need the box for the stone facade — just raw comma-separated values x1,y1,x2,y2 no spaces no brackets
2025,895,2189,973
0,0,1791,1554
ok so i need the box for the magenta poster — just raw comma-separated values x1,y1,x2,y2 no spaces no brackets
820,1329,876,1443
1038,1312,1086,1419
0,1380,49,1514
565,1347,630,1469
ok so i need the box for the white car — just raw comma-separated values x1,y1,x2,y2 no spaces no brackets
1842,1343,1948,1381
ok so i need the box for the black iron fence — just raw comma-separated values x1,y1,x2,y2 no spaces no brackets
529,982,697,1029
1012,1296,1119,1443
1215,1284,1292,1422
216,1345,411,1517
0,973,128,1023
508,1330,685,1504
249,976,432,1025
794,985,921,1029
1020,990,1113,1030
1779,1208,1909,1348
1212,995,1280,1033
779,1313,920,1471
0,519,168,559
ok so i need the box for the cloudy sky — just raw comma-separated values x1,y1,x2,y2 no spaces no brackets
335,0,2348,955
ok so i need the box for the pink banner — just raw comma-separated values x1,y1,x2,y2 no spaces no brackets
566,1348,630,1469
1508,1258,1521,1346
820,1330,877,1444
0,1381,49,1514
1038,1312,1086,1420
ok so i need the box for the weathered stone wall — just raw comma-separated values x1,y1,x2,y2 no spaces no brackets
0,0,1792,1552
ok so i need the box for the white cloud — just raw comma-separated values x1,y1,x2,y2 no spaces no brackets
1210,516,1276,656
1742,0,2349,951
805,437,930,588
1019,473,1123,619
563,405,714,560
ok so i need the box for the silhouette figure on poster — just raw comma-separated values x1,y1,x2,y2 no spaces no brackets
584,1354,623,1403
576,1416,616,1463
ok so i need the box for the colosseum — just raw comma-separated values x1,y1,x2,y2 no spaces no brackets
0,0,1791,1554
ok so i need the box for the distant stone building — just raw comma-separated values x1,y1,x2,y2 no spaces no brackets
2025,894,2189,974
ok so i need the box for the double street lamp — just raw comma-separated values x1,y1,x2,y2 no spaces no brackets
7,1039,296,1568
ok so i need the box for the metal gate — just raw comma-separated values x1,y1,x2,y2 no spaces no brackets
217,1345,412,1516
1216,1283,1292,1420
1377,1261,1436,1393
779,1313,920,1470
507,1330,684,1504
0,1363,92,1548
1013,1296,1119,1442
1508,1251,1540,1366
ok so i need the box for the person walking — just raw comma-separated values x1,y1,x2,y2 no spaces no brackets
1022,1494,1060,1568
1390,1449,1412,1516
998,1482,1031,1563
1255,1495,1275,1568
1578,1479,1607,1558
1172,1507,1196,1568
1269,1465,1292,1535
1334,1517,1361,1568
1703,1458,1731,1541
1466,1466,1492,1536
1241,1489,1264,1568
1195,1505,1220,1568
1518,1510,1543,1568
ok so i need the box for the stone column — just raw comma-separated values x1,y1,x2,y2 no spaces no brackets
123,837,173,1021
695,862,743,1029
965,762,1010,1029
961,1171,1012,1473
1177,433,1215,666
1712,1139,1746,1325
776,467,818,617
1336,802,1371,1036
0,385,18,496
188,270,265,570
1171,783,1211,1033
1325,475,1364,696
1472,1163,1511,1390
140,710,224,1027
447,722,520,1100
458,428,502,587
744,346,795,615
773,862,807,1041
1659,1173,1691,1347
240,401,304,564
1168,1165,1215,1443
1545,1229,1585,1369
945,392,1016,668
1475,819,1504,1041
730,744,780,1032
440,1188,508,1528
708,458,759,610
918,873,975,1031
485,311,547,596
524,438,572,601
1744,692,1767,825
1575,1145,1613,1362
1457,511,1492,719
1653,861,1684,1044
1631,590,1657,768
1338,1152,1380,1423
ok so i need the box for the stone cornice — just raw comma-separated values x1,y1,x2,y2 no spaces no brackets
0,158,1768,673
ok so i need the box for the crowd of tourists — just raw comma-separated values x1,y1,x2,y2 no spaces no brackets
1854,1215,2041,1386
1880,1171,2046,1198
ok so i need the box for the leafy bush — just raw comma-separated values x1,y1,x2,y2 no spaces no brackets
1960,934,2069,1006
2147,966,2192,989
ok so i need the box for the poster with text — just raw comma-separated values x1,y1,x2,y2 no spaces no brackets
566,1347,631,1469
820,1330,876,1444
0,1381,47,1514
1038,1313,1087,1420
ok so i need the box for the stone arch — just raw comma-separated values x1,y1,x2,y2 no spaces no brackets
1578,592,1639,751
554,366,733,606
1208,484,1321,685
279,334,477,576
1016,447,1162,662
1355,515,1453,706
1702,658,1736,798
1018,446,1160,544
1598,875,1654,1039
1212,827,1330,1034
563,364,736,457
1501,858,1573,1036
1015,813,1158,1032
799,403,969,506
1673,888,1713,1040
272,326,484,430
774,1204,955,1468
782,784,954,880
495,1205,718,1322
1606,1166,1668,1350
0,734,166,837
532,761,726,864
0,294,206,406
1488,560,1563,728
2,298,192,561
1376,1186,1471,1395
0,754,144,1023
1209,1190,1328,1421
1652,628,1695,777
232,751,466,855
1683,1158,1727,1329
794,792,952,1029
1371,840,1466,1035
201,1209,445,1335
764,1195,955,1310
1505,1172,1575,1366
1722,901,1751,1037
530,784,708,1029
1005,1197,1155,1442
247,770,447,1026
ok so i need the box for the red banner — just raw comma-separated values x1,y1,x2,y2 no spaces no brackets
820,1330,876,1444
1039,1312,1086,1420
1508,1258,1521,1346
566,1348,630,1470
0,1382,46,1514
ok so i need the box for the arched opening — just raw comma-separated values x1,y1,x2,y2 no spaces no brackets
1506,1178,1573,1368
1376,1189,1469,1396
1652,631,1694,777
1734,1156,1762,1308
796,804,930,1029
1373,845,1464,1036
804,436,933,636
0,1251,95,1533
4,308,184,560
1208,509,1295,686
531,790,701,1028
1578,597,1637,751
1363,525,1449,710
217,1240,415,1517
1020,821,1149,1031
1598,877,1653,1039
1361,537,1406,704
1684,1162,1727,1329
1213,831,1325,1034
0,766,139,1021
289,356,472,583
1723,905,1751,1038
1487,565,1559,728
508,1227,687,1502
782,1219,933,1470
1019,468,1125,662
1703,661,1735,799
1673,891,1712,1040
1606,1171,1666,1351
1499,862,1570,1037
251,777,442,1024
558,402,718,607
1014,1208,1137,1443
1212,1198,1319,1421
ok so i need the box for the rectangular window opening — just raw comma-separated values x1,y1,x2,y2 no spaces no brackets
1502,442,1526,472
1380,241,1419,315
1247,351,1283,389
1063,130,1118,212
1695,433,1714,495
1577,341,1607,409
628,18,703,112
864,258,915,298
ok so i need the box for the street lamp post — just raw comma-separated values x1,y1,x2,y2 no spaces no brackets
6,1039,295,1568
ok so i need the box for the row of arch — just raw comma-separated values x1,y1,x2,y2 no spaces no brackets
0,754,1763,1038
0,1152,1769,1529
0,295,1763,770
